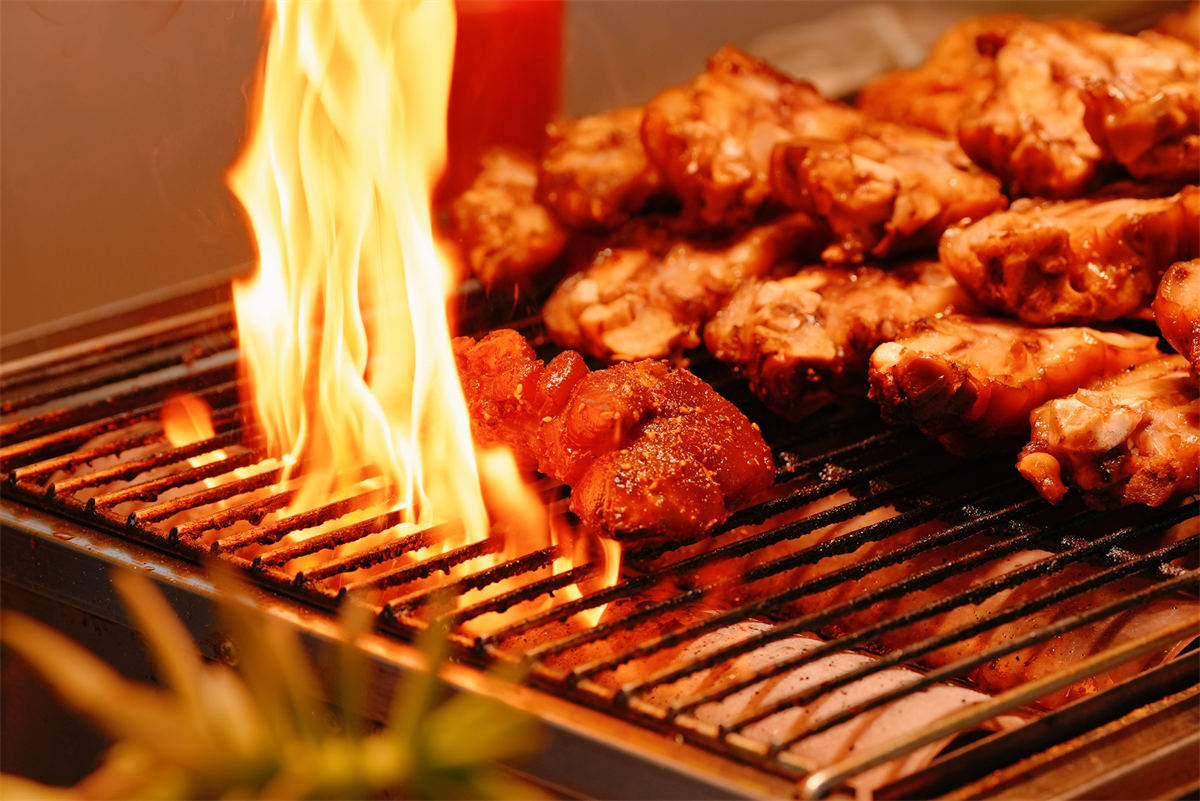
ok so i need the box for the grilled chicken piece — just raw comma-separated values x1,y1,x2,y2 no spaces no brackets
771,122,1007,263
705,261,977,420
447,148,567,288
1156,1,1200,45
868,316,1162,456
641,45,862,228
956,18,1116,199
1018,355,1200,508
1154,259,1200,374
856,14,1029,137
538,107,665,231
453,329,775,539
939,186,1200,325
542,213,825,363
1079,32,1200,184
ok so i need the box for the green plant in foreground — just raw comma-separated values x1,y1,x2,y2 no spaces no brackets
0,569,546,800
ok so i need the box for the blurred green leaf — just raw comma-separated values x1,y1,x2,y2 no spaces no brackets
0,568,545,800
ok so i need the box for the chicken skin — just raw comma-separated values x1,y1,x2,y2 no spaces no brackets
542,213,825,363
641,45,862,229
868,316,1162,456
1018,355,1199,508
453,329,775,539
538,107,665,231
1154,259,1200,375
856,14,1029,137
939,186,1200,325
447,148,567,288
1156,1,1200,45
705,261,977,420
771,122,1007,263
1079,32,1200,185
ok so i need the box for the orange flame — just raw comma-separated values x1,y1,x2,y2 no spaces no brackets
227,0,487,542
162,395,215,448
223,0,621,627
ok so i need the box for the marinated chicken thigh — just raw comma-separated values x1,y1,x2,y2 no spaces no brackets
453,329,775,539
867,316,1161,456
771,122,1007,263
641,45,862,228
956,18,1115,199
1153,258,1200,375
1018,355,1200,508
1079,32,1200,184
538,107,665,231
705,261,977,420
856,14,1028,137
447,148,567,288
939,186,1200,325
542,213,825,363
1156,1,1200,45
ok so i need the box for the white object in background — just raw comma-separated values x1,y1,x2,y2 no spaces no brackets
749,3,926,99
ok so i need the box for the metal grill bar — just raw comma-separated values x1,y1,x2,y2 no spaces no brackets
0,381,240,473
798,615,1200,799
763,539,1200,752
293,520,461,585
2,302,1197,800
717,507,1200,734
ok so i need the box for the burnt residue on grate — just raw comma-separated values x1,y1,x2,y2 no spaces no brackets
1,303,1196,796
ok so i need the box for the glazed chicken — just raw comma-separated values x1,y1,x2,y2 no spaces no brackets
538,107,665,231
939,186,1200,325
956,18,1118,199
1079,32,1200,185
705,261,978,420
1018,355,1200,508
867,316,1162,456
1154,259,1200,375
1156,1,1200,45
447,148,567,288
641,45,862,228
453,329,775,539
856,14,1028,137
771,122,1007,263
542,212,826,363
864,15,1200,199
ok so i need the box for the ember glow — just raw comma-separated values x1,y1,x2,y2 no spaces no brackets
227,0,487,539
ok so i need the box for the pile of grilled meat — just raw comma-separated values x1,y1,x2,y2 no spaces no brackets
448,8,1200,543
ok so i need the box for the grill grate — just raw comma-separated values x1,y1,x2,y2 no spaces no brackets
1,297,1196,798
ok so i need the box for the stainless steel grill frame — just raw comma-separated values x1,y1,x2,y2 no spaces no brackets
2,281,1197,799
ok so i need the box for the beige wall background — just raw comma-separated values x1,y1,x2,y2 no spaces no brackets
0,0,1182,340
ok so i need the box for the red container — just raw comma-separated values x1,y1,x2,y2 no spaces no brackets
438,0,564,203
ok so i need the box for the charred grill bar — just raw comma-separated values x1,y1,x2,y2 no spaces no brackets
1,290,1197,799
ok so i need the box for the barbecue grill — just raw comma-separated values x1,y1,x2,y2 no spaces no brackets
2,275,1198,800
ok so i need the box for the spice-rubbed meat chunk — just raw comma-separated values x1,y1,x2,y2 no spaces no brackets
868,316,1161,456
447,148,567,288
705,261,977,420
1079,32,1200,185
453,329,775,540
1018,355,1200,508
771,122,1007,263
939,186,1200,326
538,107,664,231
1154,259,1200,375
856,15,1029,137
542,213,825,363
641,45,862,229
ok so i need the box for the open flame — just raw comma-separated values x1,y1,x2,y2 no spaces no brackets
227,0,486,540
201,0,621,628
